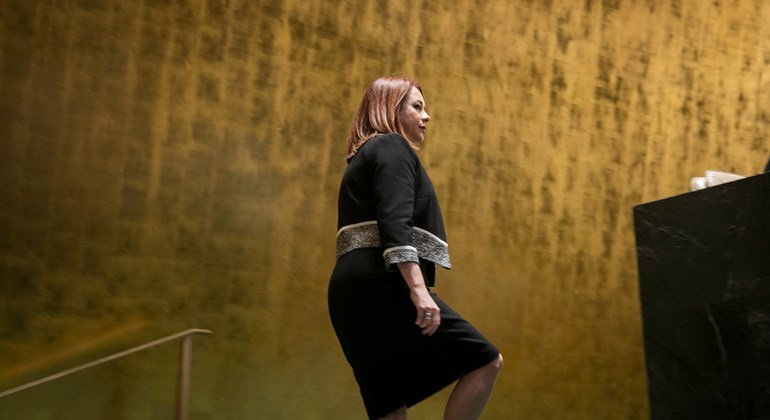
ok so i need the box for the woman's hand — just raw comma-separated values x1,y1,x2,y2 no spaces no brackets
398,261,441,335
410,288,441,335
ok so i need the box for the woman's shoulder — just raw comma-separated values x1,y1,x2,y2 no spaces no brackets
361,133,415,159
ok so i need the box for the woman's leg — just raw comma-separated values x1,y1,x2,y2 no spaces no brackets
443,353,504,420
379,405,407,420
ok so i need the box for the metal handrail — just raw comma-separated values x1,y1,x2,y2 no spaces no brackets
0,328,212,420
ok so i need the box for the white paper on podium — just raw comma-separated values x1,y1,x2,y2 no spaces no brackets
689,170,746,191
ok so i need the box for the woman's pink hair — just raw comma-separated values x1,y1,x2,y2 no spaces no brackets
346,76,422,161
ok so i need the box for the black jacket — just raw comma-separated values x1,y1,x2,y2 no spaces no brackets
335,134,451,285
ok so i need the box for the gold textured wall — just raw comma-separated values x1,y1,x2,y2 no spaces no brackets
1,0,769,418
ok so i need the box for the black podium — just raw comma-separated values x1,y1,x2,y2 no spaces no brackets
634,173,770,419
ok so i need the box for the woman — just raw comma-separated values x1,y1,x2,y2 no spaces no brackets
328,76,503,420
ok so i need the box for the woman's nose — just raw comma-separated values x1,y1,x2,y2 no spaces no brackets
422,111,430,122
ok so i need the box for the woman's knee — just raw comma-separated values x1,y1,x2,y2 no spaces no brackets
490,353,504,372
378,405,407,420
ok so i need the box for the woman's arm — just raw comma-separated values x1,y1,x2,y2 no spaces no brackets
369,135,420,269
398,261,440,335
369,135,440,334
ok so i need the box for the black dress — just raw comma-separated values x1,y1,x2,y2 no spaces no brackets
328,134,499,419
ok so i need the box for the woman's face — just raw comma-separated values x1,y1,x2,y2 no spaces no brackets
398,86,430,145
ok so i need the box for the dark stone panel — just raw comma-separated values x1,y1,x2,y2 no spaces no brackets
634,173,770,419
635,173,770,314
643,297,770,419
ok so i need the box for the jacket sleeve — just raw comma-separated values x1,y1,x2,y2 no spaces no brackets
367,134,419,270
